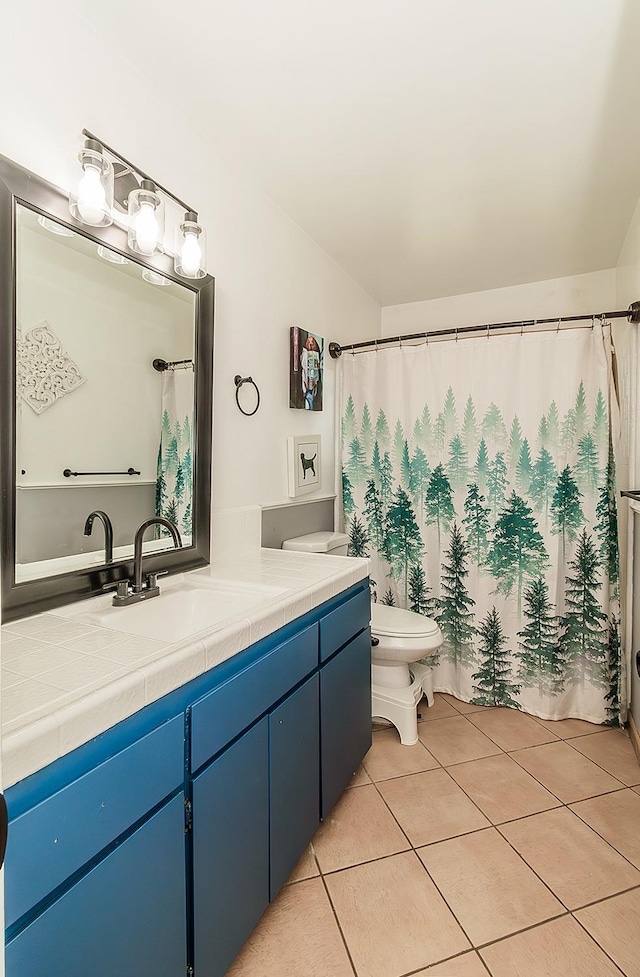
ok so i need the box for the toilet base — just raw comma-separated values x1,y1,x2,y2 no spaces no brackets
371,662,434,745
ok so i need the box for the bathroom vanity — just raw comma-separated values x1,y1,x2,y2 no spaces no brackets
2,554,371,977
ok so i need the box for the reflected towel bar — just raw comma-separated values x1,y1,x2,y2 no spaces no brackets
63,468,141,477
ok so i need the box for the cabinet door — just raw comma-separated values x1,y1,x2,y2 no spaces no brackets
320,628,372,818
193,717,269,977
269,673,320,899
5,793,187,977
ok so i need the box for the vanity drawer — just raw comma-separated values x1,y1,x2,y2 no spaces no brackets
319,587,370,662
5,715,185,929
190,622,318,773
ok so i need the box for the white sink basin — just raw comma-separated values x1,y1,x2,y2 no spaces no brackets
74,581,282,643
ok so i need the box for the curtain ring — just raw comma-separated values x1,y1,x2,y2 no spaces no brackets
455,328,459,342
591,315,595,330
374,338,378,354
556,318,561,334
398,335,403,349
486,323,490,340
520,321,524,337
424,331,429,346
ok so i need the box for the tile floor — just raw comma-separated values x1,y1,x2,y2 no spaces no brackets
227,693,640,977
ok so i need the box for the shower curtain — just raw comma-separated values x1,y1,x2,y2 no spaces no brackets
155,367,194,540
339,324,625,725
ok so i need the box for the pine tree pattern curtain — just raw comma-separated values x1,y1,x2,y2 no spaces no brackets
155,368,194,540
340,324,625,725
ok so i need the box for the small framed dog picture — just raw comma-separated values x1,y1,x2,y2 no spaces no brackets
287,435,322,497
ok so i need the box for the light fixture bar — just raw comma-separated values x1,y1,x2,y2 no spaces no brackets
82,128,197,216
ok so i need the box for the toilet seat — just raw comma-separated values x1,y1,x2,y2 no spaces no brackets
371,603,439,639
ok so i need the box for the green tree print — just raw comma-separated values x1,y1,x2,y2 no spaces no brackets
595,448,619,587
604,617,622,726
462,396,478,453
420,403,433,453
576,433,600,495
342,468,355,521
181,502,192,536
182,447,192,488
381,587,396,606
360,403,374,458
165,497,178,527
364,479,386,554
487,492,548,617
516,439,533,495
409,563,437,618
575,380,589,441
482,402,507,449
508,416,523,475
347,436,368,486
515,578,563,696
537,414,550,451
393,419,406,471
161,409,171,444
474,439,489,494
559,530,607,689
433,412,446,454
530,446,557,520
166,436,180,477
375,408,391,452
155,445,167,517
174,464,185,505
472,607,521,708
547,401,560,452
412,416,423,447
593,390,608,455
410,445,430,516
425,464,455,545
487,451,509,518
348,515,369,558
550,466,584,562
379,451,394,507
448,434,470,489
463,483,491,568
343,395,357,449
443,386,458,442
385,486,425,603
437,523,476,668
400,439,413,491
560,408,577,459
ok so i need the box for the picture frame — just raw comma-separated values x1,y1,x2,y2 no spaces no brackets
287,435,322,497
289,325,324,411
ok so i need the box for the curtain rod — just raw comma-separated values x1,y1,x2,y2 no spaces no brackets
328,301,640,359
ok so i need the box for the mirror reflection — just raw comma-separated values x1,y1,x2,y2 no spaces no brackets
15,204,196,582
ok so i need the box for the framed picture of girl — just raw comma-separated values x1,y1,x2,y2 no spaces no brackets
289,326,324,410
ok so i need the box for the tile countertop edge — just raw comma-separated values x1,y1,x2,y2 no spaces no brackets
1,551,370,788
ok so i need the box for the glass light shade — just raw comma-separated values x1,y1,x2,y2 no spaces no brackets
141,269,172,287
69,140,114,227
97,244,129,265
128,179,164,256
174,211,206,279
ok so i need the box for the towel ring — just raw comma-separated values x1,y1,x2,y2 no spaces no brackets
234,375,261,416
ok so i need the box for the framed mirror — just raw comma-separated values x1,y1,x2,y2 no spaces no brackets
0,154,214,621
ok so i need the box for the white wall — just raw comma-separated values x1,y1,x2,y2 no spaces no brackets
382,270,617,336
0,2,381,516
615,195,640,730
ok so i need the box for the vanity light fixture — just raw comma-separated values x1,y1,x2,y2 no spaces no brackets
69,138,114,227
141,268,172,287
69,129,208,278
175,211,207,279
96,244,129,265
37,215,74,237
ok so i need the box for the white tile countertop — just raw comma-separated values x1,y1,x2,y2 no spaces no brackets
0,550,369,789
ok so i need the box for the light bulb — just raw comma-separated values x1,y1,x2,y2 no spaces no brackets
180,230,202,277
77,163,107,224
134,201,160,255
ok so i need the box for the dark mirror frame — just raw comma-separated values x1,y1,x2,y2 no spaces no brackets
0,153,214,621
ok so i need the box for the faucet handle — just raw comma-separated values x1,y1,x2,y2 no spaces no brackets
145,570,168,590
102,580,130,599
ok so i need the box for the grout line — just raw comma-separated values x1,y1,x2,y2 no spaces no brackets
562,730,640,787
317,865,361,977
567,788,640,872
569,910,629,976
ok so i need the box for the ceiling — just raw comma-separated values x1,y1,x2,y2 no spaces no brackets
81,0,640,305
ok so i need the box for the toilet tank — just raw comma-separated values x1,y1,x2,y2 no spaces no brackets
282,531,349,556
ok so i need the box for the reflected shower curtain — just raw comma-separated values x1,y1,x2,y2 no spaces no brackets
339,324,625,724
155,367,194,540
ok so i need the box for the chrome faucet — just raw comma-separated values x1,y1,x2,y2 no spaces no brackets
83,510,114,565
111,517,181,606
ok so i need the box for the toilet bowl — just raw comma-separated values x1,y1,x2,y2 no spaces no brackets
281,532,443,746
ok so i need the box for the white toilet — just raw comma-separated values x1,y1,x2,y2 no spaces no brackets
281,531,443,746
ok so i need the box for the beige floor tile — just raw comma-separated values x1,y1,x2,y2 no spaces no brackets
347,764,371,787
499,806,640,909
467,708,559,752
534,716,604,738
569,729,640,786
418,827,563,945
312,783,409,873
363,727,440,782
511,740,624,803
418,716,502,767
479,915,622,977
447,753,560,824
418,693,460,722
417,951,490,975
439,694,491,714
570,788,640,868
226,877,353,977
575,887,640,977
286,844,320,883
378,768,489,846
325,851,470,977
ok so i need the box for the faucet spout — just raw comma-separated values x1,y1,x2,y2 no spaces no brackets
133,517,181,593
83,510,114,565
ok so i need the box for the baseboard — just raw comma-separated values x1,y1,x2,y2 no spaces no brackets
629,713,640,764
